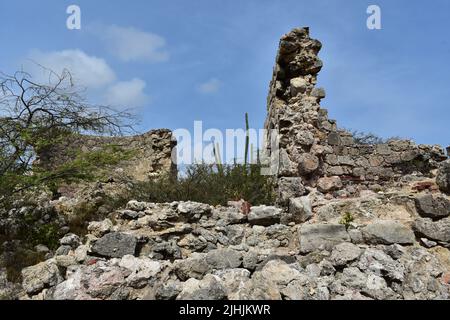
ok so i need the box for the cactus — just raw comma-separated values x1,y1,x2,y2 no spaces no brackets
212,140,224,175
244,112,250,166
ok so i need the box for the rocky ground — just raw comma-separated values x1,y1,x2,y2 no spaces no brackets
1,169,449,300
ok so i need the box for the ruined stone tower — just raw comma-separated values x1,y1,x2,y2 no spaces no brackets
264,27,447,204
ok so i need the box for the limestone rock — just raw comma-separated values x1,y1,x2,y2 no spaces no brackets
155,280,183,300
415,194,450,219
436,160,450,194
118,209,140,220
205,248,243,269
358,248,405,282
119,255,162,288
277,177,306,204
177,274,226,300
74,245,88,263
299,224,350,253
22,261,62,295
329,242,362,267
298,153,319,175
126,200,149,212
283,196,312,224
173,253,209,280
248,205,282,226
290,77,308,96
257,260,302,287
231,272,282,300
414,217,450,243
213,268,251,298
59,233,80,249
297,130,315,146
177,201,211,221
361,220,415,245
91,232,137,258
87,219,113,237
52,267,91,300
80,263,127,299
317,176,343,193
55,255,77,268
311,87,326,99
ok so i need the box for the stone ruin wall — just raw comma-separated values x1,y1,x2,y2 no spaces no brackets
37,129,177,182
264,27,448,204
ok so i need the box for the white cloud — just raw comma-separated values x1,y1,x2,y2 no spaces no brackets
197,78,221,94
105,78,149,109
26,49,116,88
101,25,169,62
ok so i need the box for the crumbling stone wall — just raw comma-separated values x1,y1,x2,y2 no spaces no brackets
264,27,448,203
36,129,177,181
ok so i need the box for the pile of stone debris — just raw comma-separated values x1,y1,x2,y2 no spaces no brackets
2,169,448,300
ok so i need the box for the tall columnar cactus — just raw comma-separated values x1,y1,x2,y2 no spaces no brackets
244,112,250,166
212,139,224,175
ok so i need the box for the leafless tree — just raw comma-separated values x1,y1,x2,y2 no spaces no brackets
0,67,135,193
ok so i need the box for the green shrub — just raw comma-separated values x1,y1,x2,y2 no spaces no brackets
129,162,275,206
28,224,60,250
339,212,355,230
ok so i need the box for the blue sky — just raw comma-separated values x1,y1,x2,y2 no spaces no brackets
0,0,449,152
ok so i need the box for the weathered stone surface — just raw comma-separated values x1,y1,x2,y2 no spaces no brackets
339,266,367,290
22,261,61,294
205,249,243,269
177,201,211,221
55,263,129,300
118,209,140,220
231,272,282,300
177,274,226,300
290,77,308,96
414,217,450,242
297,130,315,146
248,206,282,226
436,160,450,194
74,245,88,263
283,196,312,224
415,194,450,219
298,153,319,175
17,196,450,300
155,280,183,300
258,260,302,287
55,245,71,256
311,87,326,99
173,253,209,280
299,224,350,253
277,177,306,203
91,232,137,258
55,255,77,268
329,242,362,267
126,200,149,212
59,233,80,249
358,248,405,282
213,268,251,298
119,255,161,288
52,267,91,300
317,176,343,193
361,221,415,245
87,219,113,237
384,244,406,260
